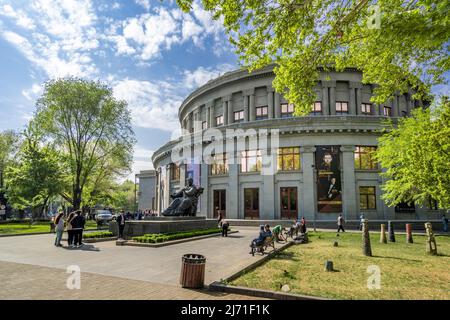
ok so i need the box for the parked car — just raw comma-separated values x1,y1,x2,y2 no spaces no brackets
95,210,113,223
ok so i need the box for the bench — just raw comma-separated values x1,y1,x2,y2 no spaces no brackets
250,235,275,256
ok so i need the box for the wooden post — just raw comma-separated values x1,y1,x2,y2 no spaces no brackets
406,223,413,243
425,222,437,255
362,219,372,256
380,224,387,243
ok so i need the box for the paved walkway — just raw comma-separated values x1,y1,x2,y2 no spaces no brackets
0,228,269,300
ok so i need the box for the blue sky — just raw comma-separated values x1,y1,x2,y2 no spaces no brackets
0,0,238,179
0,0,449,181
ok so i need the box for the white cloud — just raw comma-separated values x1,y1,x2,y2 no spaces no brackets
183,64,235,89
135,0,151,11
21,83,42,101
0,4,36,30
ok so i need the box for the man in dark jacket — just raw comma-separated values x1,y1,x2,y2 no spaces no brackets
71,210,86,248
117,210,127,239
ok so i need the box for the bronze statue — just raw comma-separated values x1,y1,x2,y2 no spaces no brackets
162,177,204,216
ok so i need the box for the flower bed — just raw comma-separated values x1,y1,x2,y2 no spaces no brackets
132,228,223,243
83,231,114,239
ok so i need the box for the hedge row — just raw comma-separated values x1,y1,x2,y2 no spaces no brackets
83,231,114,239
132,228,223,243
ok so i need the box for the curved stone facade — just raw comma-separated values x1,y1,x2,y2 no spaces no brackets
152,65,439,221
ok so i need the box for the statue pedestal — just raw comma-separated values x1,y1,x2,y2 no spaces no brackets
109,216,218,239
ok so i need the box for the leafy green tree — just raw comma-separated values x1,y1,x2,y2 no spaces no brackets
0,130,20,191
376,97,450,209
4,126,65,217
34,78,136,210
177,0,449,114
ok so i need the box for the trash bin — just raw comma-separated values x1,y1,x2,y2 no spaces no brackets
180,254,206,288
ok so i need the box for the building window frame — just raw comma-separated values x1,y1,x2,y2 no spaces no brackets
240,150,262,173
255,106,268,120
210,153,229,176
280,103,295,118
311,101,322,116
201,121,207,130
234,110,244,122
216,115,224,126
170,163,180,181
359,186,376,210
361,103,372,115
354,146,378,170
335,101,349,115
383,106,392,117
277,147,301,171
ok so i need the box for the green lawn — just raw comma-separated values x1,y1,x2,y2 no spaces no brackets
0,220,101,235
231,231,450,300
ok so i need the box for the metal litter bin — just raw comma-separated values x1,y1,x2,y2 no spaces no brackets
180,254,206,288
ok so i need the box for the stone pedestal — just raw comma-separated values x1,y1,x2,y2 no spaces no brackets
109,217,218,239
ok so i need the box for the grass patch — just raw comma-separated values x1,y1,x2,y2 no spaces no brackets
231,231,450,300
132,228,223,243
0,220,99,235
83,231,114,239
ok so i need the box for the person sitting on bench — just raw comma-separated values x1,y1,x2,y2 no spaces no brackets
250,225,272,248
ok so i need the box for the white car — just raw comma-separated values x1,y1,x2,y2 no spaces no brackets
95,210,113,222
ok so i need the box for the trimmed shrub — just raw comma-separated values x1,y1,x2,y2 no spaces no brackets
132,228,223,243
83,231,114,239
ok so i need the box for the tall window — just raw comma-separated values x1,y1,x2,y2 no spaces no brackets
202,121,207,130
210,153,228,175
359,186,376,210
361,103,372,115
383,106,392,116
335,101,348,115
216,115,224,126
240,150,262,172
311,102,322,115
170,163,180,181
234,110,244,122
277,147,301,171
354,146,378,170
281,103,294,118
256,106,268,120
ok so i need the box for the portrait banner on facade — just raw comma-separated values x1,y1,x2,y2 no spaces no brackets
315,145,342,213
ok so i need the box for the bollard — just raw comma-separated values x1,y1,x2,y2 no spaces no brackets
425,223,437,255
324,260,334,272
388,221,396,242
380,224,387,244
362,219,372,256
406,223,413,243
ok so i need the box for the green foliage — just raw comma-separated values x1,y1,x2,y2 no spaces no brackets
177,0,449,114
133,228,222,243
84,179,136,211
83,231,114,239
34,78,136,210
0,130,20,189
376,97,450,209
4,125,65,216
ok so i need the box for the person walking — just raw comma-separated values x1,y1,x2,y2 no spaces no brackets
443,214,449,232
300,216,307,234
337,214,345,233
54,212,65,247
117,210,127,239
66,212,76,248
221,219,229,237
71,210,86,248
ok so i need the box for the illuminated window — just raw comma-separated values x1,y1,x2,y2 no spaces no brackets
354,146,378,170
256,106,268,120
234,110,244,122
311,102,322,115
240,150,262,172
210,153,228,175
281,103,294,118
336,101,348,115
361,103,372,115
277,147,301,171
216,115,224,126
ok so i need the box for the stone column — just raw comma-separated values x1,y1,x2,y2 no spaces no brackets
243,94,249,122
208,102,215,128
223,99,228,125
349,82,357,115
373,103,380,116
300,146,316,221
328,81,336,115
267,89,274,119
322,84,329,115
193,110,200,132
179,163,186,188
227,96,233,124
393,94,400,117
249,93,255,122
355,87,362,115
406,93,412,116
340,145,357,220
274,92,281,118
200,163,208,217
164,164,170,212
227,162,239,219
206,106,211,129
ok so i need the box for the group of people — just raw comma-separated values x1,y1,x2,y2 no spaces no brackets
53,210,86,248
250,224,273,251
